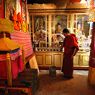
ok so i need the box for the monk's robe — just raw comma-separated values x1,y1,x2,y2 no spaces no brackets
62,34,79,77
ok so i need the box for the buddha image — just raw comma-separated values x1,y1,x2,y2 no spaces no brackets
55,23,62,33
34,25,46,42
52,23,64,47
76,23,83,39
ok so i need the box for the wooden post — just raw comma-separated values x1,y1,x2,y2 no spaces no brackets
88,22,95,86
6,53,12,86
22,46,26,66
48,15,52,47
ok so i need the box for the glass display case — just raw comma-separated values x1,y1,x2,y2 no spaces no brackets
31,14,68,49
31,14,91,52
51,15,67,47
29,9,91,68
75,14,91,51
32,15,48,48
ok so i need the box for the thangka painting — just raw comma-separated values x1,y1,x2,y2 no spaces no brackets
34,16,47,45
22,0,26,22
5,0,16,20
21,0,28,32
34,16,46,33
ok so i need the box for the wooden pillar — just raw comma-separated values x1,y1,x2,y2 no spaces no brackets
88,0,95,85
6,53,12,86
70,14,74,33
22,46,26,66
48,15,52,47
88,22,95,86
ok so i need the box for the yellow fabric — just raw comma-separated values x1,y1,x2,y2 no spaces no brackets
0,18,14,33
22,22,27,32
0,38,19,51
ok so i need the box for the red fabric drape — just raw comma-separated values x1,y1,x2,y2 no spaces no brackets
0,56,24,79
0,0,4,18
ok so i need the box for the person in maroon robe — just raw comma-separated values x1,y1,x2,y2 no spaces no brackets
62,28,79,79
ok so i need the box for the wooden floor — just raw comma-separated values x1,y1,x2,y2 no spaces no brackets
35,70,95,95
0,70,95,95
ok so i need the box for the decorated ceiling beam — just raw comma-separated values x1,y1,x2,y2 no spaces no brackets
69,0,81,3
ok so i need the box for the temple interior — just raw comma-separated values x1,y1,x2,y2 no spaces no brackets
0,0,95,95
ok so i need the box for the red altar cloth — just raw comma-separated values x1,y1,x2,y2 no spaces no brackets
0,50,24,79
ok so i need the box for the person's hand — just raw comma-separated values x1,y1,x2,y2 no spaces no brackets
71,55,74,58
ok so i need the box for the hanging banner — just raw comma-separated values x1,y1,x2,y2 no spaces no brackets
90,0,94,8
16,0,21,14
